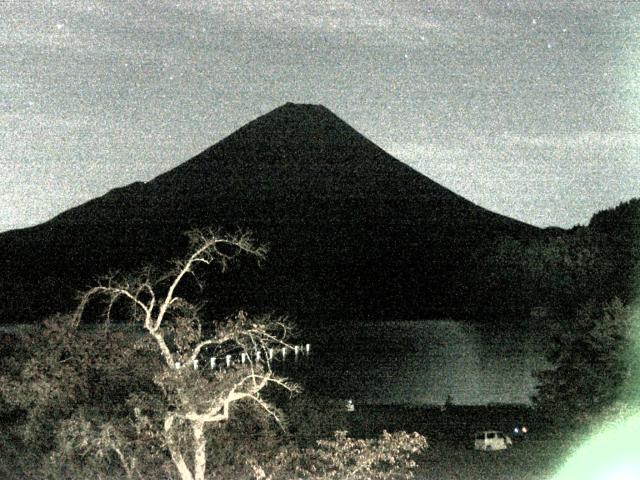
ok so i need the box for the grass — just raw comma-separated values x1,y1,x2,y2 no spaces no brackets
0,401,578,479
343,404,572,480
415,437,570,480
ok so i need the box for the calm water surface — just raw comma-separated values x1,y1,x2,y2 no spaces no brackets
291,320,549,405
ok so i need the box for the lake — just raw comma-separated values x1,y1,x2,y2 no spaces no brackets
287,320,550,406
1,319,550,406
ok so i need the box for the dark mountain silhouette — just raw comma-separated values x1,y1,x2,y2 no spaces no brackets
0,103,542,325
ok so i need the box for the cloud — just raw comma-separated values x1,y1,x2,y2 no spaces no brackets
385,131,640,227
387,131,640,171
168,0,444,49
500,131,640,150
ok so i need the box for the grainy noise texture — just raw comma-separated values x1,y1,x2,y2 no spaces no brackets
1,0,638,232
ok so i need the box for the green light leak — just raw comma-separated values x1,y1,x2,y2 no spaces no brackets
551,410,640,480
551,220,640,479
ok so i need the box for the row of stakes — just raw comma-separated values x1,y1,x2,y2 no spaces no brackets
175,343,311,370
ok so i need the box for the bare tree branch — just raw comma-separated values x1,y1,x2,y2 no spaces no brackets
70,228,294,480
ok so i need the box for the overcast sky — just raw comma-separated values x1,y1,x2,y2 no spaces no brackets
1,0,639,232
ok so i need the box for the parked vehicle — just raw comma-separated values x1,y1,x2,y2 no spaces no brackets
474,430,513,451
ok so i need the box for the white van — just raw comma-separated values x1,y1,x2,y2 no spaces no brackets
474,430,513,451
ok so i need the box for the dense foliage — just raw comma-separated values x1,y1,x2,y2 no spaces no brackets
254,430,428,480
533,298,636,424
0,315,164,478
470,198,639,322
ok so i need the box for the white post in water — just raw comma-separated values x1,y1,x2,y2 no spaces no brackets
210,357,216,369
241,352,247,364
305,343,311,355
282,347,287,360
255,350,261,362
193,359,199,370
226,354,232,368
294,345,300,360
268,348,274,360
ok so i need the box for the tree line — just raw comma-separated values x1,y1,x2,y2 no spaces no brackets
520,199,639,425
469,198,639,323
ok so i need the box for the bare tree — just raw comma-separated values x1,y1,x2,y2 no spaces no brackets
75,229,299,480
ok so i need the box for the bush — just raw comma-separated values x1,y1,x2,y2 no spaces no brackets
254,430,428,480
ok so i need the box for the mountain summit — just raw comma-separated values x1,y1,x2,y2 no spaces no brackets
0,103,540,324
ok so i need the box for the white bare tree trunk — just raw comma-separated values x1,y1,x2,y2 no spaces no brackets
165,415,195,480
193,421,207,480
172,454,195,480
